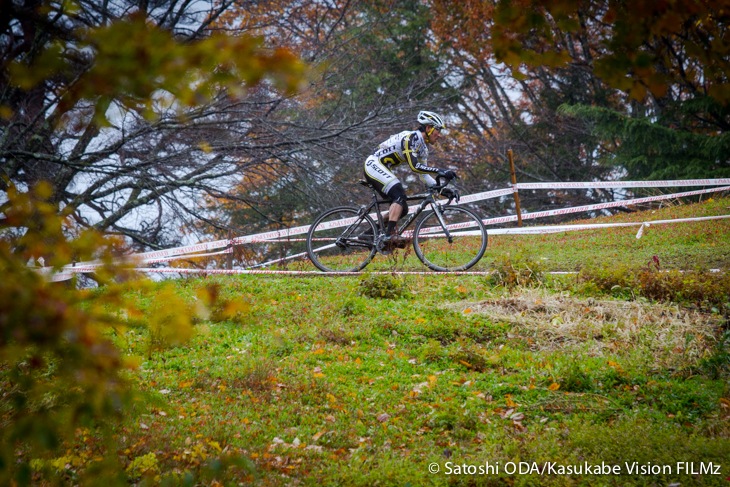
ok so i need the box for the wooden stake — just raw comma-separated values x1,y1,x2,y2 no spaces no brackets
508,149,523,227
227,230,233,270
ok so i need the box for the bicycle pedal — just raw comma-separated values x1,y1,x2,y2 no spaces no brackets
393,238,409,249
375,235,389,254
388,237,409,249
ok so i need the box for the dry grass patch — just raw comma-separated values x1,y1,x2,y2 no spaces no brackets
460,290,724,368
524,391,622,415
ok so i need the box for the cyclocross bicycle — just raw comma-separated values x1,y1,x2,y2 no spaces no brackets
305,176,487,272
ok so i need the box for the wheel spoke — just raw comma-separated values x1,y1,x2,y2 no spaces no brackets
306,207,377,272
413,207,487,271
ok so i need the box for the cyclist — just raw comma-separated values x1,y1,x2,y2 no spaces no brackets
363,110,457,248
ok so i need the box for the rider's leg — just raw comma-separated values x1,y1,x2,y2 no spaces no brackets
386,202,402,236
364,157,399,233
362,158,408,243
384,184,408,238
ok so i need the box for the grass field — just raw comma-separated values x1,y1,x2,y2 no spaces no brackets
29,196,730,485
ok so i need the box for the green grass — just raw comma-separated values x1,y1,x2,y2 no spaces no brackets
478,196,730,272
31,197,730,485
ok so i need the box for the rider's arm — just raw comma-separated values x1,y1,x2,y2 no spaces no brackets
402,132,440,176
419,173,437,187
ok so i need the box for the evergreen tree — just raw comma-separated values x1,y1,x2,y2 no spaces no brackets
559,103,730,180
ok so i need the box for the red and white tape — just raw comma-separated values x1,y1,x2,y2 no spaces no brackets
70,179,729,265
45,178,729,279
482,185,730,227
514,178,730,190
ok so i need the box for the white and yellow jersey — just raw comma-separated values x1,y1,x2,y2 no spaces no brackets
373,130,440,177
363,129,441,195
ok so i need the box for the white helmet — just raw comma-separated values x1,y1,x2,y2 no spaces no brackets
417,110,445,130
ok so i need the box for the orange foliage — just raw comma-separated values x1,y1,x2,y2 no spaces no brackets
431,0,730,104
1,182,256,482
431,1,497,64
8,12,307,125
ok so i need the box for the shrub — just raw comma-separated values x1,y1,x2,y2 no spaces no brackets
357,274,410,299
697,330,730,379
448,342,491,372
577,265,730,312
0,183,236,484
418,339,445,363
576,263,639,297
558,360,594,392
637,269,730,311
486,251,545,288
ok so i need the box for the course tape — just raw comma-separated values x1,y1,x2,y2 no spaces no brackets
49,209,724,280
46,208,728,281
514,178,730,190
58,178,730,274
426,214,730,237
480,185,730,227
46,266,725,280
142,248,232,265
122,181,730,264
63,247,233,271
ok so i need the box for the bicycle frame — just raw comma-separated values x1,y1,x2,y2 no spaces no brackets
364,187,454,242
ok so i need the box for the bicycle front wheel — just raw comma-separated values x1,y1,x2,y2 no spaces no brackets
306,206,378,272
413,206,487,271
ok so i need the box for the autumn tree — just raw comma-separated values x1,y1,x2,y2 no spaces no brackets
493,0,729,181
1,1,307,482
490,0,730,107
430,1,625,217
198,0,459,265
1,0,305,251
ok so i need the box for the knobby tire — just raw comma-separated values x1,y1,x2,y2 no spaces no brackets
306,206,377,272
413,206,487,271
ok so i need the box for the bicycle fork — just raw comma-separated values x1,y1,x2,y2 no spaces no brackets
431,204,454,243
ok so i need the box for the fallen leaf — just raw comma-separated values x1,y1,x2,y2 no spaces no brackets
412,382,429,394
499,408,514,419
311,430,327,442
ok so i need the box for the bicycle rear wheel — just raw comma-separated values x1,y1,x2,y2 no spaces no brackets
306,206,378,272
413,206,487,271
